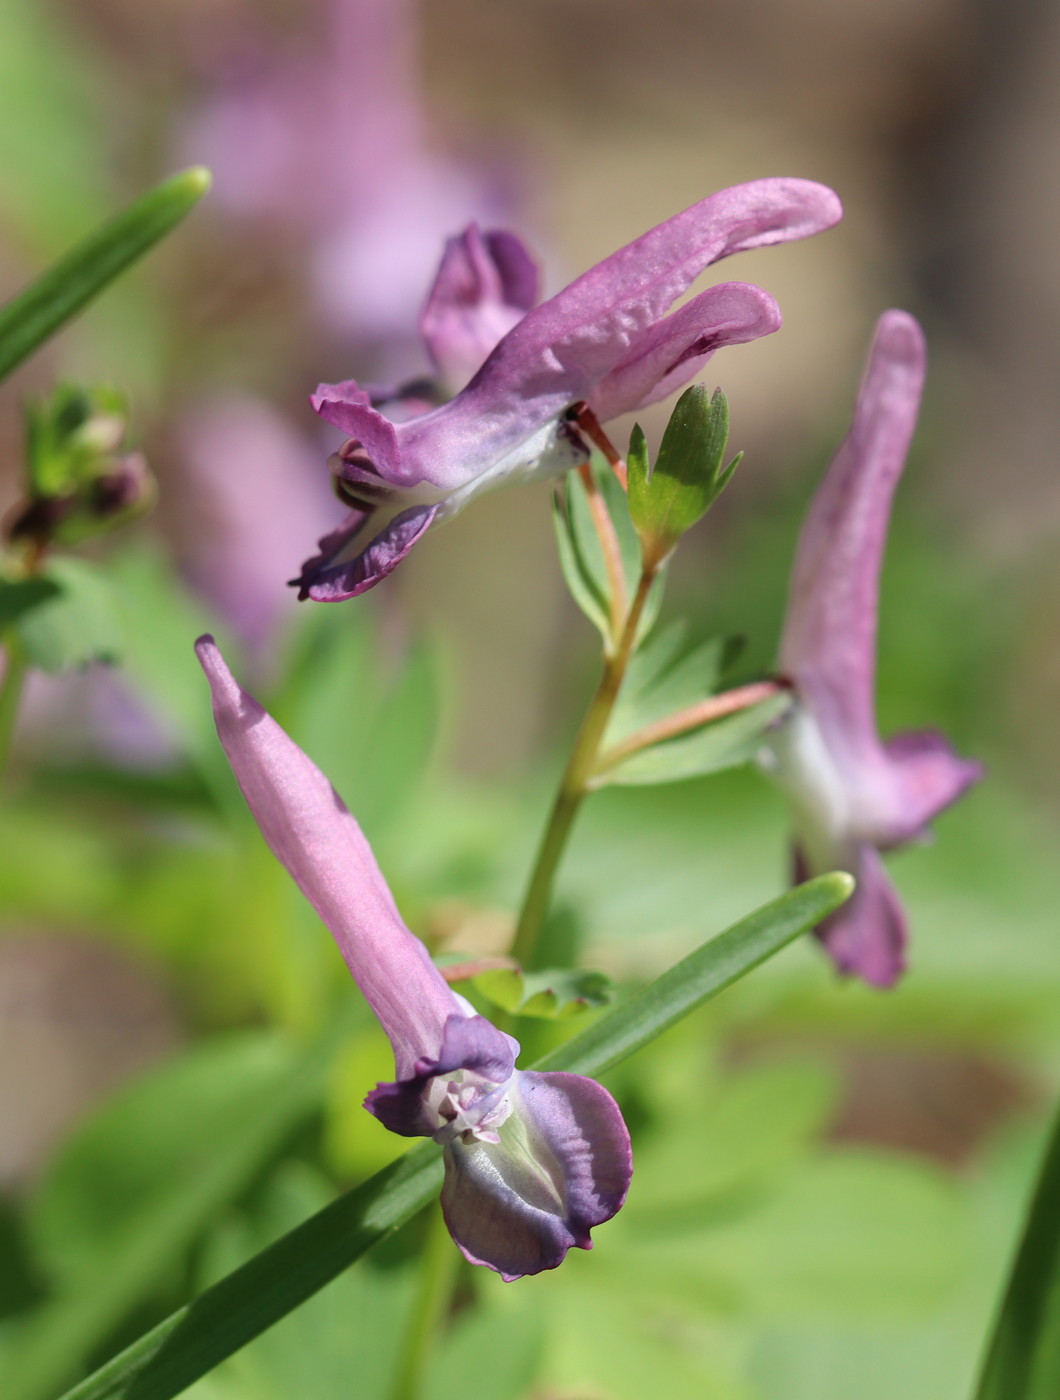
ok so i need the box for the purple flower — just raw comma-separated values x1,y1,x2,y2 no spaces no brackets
181,0,512,349
195,637,631,1279
762,311,982,987
294,177,843,601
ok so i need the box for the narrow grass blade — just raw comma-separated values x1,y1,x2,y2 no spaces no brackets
54,873,851,1400
0,168,210,383
974,1102,1060,1400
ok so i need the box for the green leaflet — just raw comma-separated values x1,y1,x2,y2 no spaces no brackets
974,1103,1060,1400
598,690,792,787
473,965,614,1020
627,387,739,554
0,168,210,384
13,557,123,673
52,873,852,1400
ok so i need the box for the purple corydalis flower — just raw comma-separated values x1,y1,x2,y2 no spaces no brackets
762,311,982,987
195,637,631,1279
294,177,843,601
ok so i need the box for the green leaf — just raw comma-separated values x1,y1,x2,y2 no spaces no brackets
50,874,851,1400
13,557,122,672
599,690,792,787
628,386,735,555
553,460,662,644
0,168,211,384
0,577,61,630
473,965,614,1019
607,624,727,744
974,1103,1060,1400
552,490,610,641
4,1028,344,1400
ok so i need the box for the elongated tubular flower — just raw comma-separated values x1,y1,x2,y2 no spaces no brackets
195,637,631,1279
294,177,842,601
761,311,982,987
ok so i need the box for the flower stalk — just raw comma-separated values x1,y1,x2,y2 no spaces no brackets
388,1202,462,1400
510,561,658,970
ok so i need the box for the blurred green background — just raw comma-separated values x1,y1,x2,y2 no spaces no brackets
1,1,1058,1397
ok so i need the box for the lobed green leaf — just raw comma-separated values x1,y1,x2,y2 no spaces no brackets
627,386,734,553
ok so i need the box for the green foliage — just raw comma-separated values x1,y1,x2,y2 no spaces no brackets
599,690,792,787
49,875,852,1400
974,1104,1060,1400
0,168,210,384
12,557,123,672
473,964,614,1019
627,387,740,560
0,577,60,630
4,1030,343,1400
553,460,664,643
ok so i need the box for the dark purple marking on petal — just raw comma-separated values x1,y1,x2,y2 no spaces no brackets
366,1012,518,1138
484,229,540,312
293,503,438,602
440,1070,632,1281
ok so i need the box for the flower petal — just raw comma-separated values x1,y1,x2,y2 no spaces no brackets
292,503,439,602
881,728,984,845
393,178,841,492
779,310,925,760
195,637,459,1073
796,841,909,988
310,382,404,482
420,225,539,392
588,281,782,422
366,1011,518,1137
440,1070,632,1281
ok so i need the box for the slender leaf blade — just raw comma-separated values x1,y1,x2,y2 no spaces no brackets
975,1103,1060,1400
0,168,210,383
52,874,852,1400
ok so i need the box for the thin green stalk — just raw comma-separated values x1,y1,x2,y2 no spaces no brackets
388,1202,461,1400
0,635,29,789
510,564,656,969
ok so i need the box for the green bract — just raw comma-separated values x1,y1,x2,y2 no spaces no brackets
627,385,741,562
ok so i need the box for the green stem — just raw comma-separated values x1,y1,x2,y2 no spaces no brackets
510,565,657,970
388,1201,461,1400
0,635,29,790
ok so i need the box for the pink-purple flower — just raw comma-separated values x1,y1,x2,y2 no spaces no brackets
294,177,842,602
196,637,631,1279
761,311,982,987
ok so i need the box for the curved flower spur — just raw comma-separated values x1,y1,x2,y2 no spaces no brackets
293,177,843,601
195,637,631,1279
760,312,982,988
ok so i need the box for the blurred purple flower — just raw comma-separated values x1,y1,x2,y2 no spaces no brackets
762,311,982,987
196,637,631,1279
182,0,511,347
179,397,336,657
296,177,843,601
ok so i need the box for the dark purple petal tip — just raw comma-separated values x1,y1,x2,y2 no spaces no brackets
440,1070,632,1282
292,503,438,601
